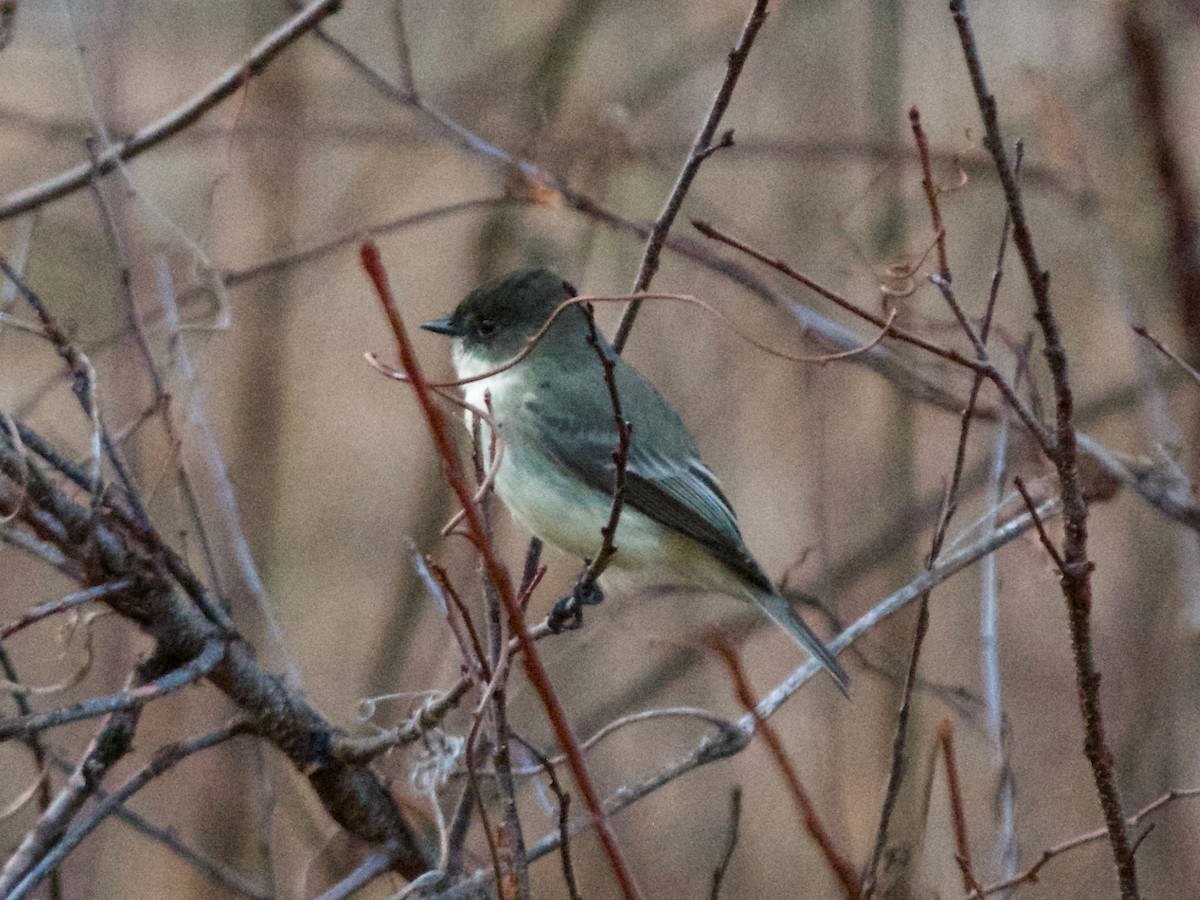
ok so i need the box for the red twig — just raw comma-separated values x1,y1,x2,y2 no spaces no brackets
936,720,982,896
909,107,951,282
696,217,1051,453
712,639,861,900
692,220,988,376
360,241,642,900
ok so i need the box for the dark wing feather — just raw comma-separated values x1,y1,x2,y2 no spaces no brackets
523,397,773,594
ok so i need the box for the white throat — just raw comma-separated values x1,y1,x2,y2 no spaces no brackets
452,343,522,419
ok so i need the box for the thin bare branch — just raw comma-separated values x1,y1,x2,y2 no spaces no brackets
0,639,224,742
1132,324,1200,386
7,721,249,900
613,0,770,350
937,720,983,895
0,579,134,641
0,0,345,220
969,789,1200,898
709,787,742,900
950,4,1138,894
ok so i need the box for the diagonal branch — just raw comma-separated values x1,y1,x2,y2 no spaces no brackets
0,0,345,220
360,241,643,900
613,0,770,351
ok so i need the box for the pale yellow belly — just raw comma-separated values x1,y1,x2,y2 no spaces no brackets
493,449,755,601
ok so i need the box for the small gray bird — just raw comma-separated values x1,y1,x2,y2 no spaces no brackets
422,269,848,693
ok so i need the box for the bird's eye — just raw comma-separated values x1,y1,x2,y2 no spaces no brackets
475,317,497,337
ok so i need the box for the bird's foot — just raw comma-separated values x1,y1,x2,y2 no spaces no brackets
547,571,604,633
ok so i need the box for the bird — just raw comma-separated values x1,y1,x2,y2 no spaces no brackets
421,268,848,693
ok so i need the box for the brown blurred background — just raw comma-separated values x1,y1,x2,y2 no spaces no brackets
2,0,1200,897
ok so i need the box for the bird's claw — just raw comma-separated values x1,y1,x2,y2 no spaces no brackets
547,573,604,633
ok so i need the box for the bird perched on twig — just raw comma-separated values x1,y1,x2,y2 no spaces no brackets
422,268,848,694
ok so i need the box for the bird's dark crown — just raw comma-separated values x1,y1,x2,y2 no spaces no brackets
423,268,581,352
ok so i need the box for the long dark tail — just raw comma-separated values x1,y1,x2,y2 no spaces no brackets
753,589,849,696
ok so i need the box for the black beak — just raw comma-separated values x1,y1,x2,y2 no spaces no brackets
421,316,464,337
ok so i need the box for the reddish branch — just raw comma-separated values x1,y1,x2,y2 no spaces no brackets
712,639,860,899
690,218,1054,449
360,241,643,900
950,1,1139,896
936,720,982,895
909,107,951,281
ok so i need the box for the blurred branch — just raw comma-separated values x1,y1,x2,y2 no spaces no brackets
0,423,431,881
0,648,57,899
7,720,250,900
218,197,511,290
709,787,742,900
0,689,145,895
612,0,768,351
155,258,297,680
1132,324,1200,386
950,1,1139,895
315,841,405,900
0,103,1100,207
1122,8,1200,359
41,749,270,899
0,0,345,220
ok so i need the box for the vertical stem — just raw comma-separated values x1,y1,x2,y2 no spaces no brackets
950,3,1139,896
